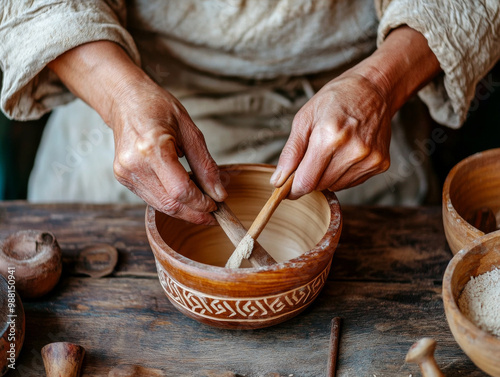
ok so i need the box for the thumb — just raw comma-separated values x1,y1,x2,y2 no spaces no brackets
271,114,310,187
181,122,227,202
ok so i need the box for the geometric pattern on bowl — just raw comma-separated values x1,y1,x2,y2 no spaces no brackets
157,259,330,323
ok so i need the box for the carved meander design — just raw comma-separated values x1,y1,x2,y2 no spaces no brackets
155,260,330,322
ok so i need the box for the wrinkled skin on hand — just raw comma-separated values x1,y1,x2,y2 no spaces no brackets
272,26,441,198
111,82,227,225
272,72,392,199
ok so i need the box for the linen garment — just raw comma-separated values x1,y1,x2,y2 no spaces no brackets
0,0,499,205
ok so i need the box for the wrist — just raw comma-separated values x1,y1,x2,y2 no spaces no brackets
349,26,440,116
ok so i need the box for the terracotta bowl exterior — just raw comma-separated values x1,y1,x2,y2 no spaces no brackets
146,164,342,329
442,148,500,254
442,230,500,376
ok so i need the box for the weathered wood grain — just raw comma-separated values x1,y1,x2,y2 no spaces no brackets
8,278,485,377
0,202,487,377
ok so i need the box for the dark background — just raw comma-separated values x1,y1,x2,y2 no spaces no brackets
1,62,499,202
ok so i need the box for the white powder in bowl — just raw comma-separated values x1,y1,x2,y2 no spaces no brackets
458,268,500,337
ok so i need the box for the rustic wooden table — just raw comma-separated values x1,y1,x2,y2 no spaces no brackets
0,202,488,377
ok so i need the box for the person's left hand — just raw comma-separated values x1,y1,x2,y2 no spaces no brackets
271,70,392,199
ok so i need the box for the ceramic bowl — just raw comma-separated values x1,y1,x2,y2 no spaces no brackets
146,164,342,329
442,148,500,254
442,230,500,376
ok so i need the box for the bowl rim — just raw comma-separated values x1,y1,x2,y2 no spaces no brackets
442,148,500,239
442,228,500,345
145,163,342,278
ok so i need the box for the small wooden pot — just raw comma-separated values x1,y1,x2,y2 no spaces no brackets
442,148,500,254
146,164,342,329
0,275,25,377
42,342,85,377
0,230,62,298
442,229,500,376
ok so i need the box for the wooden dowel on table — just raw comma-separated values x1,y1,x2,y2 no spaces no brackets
327,317,342,377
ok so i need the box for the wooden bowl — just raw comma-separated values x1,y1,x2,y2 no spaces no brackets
442,230,500,376
442,148,500,254
146,164,342,329
0,230,62,298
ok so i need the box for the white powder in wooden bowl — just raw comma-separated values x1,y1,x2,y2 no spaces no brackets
458,268,500,337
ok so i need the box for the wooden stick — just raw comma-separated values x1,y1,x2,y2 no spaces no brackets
245,172,295,241
327,317,342,377
213,202,276,267
226,173,295,268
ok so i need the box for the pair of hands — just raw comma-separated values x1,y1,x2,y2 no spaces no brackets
111,70,392,225
49,27,439,225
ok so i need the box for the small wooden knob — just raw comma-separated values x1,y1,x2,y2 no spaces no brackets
406,338,444,377
42,342,85,377
0,230,62,298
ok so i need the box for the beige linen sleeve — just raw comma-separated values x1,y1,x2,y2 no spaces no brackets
375,0,500,128
0,1,140,121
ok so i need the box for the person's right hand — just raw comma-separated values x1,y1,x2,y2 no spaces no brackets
48,41,227,225
110,80,227,224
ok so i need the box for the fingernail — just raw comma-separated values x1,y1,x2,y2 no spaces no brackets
270,166,282,185
214,182,227,201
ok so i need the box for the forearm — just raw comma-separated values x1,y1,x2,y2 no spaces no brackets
47,41,149,125
351,26,441,116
